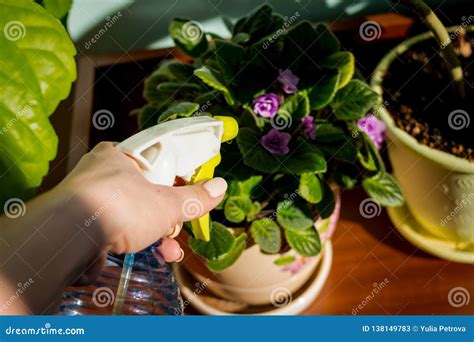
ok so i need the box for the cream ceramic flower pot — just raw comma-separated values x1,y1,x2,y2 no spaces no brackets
371,27,474,254
181,196,340,306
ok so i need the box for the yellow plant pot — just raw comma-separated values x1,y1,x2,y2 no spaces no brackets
371,27,474,263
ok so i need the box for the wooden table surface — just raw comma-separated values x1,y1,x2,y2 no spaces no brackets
303,188,473,315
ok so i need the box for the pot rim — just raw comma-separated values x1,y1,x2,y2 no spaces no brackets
370,25,474,173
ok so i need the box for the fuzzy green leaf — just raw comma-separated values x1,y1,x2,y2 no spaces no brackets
273,255,296,266
224,195,253,223
306,70,340,110
157,102,200,123
250,218,281,254
276,200,313,230
189,222,235,260
194,66,235,105
315,181,336,219
362,172,404,207
331,80,379,121
207,233,247,272
285,226,321,257
319,51,355,89
169,18,208,58
277,93,310,123
299,173,322,204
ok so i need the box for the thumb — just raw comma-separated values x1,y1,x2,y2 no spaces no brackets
163,177,227,223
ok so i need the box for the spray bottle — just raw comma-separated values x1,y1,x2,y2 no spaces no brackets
111,116,238,314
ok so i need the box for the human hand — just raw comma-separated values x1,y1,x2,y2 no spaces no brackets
57,142,227,262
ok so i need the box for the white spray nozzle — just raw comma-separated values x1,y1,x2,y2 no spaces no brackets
117,116,223,186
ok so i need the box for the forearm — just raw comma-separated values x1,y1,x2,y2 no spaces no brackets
0,189,106,314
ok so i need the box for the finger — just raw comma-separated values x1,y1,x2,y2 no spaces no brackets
158,177,227,223
166,223,183,239
155,238,184,262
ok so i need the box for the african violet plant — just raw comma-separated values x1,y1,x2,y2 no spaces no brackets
137,5,403,271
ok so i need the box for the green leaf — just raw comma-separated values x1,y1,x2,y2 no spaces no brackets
313,23,341,56
189,222,235,260
0,0,76,206
222,16,234,33
299,173,322,204
237,128,326,175
282,21,340,75
334,168,359,189
314,122,346,142
224,195,253,223
41,0,73,19
331,80,380,121
319,51,355,89
362,172,404,207
137,104,166,130
194,66,235,105
232,5,283,44
250,218,281,254
214,40,245,84
315,181,336,219
318,135,358,163
207,233,247,272
232,32,250,44
228,175,263,196
306,70,340,110
274,255,296,266
169,18,208,58
157,102,199,123
285,226,321,257
277,93,310,123
246,201,261,221
276,200,313,230
358,132,383,172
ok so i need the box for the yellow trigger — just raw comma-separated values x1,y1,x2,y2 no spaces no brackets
188,116,238,241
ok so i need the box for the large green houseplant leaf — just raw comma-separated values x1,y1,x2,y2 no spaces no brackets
0,0,77,206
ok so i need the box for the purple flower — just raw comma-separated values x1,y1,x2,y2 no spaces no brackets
261,129,291,155
277,69,299,94
301,115,316,140
252,93,281,118
357,114,386,149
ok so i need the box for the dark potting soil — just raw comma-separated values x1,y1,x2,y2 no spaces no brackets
382,31,474,161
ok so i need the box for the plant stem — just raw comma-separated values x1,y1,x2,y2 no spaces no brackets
395,0,465,98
